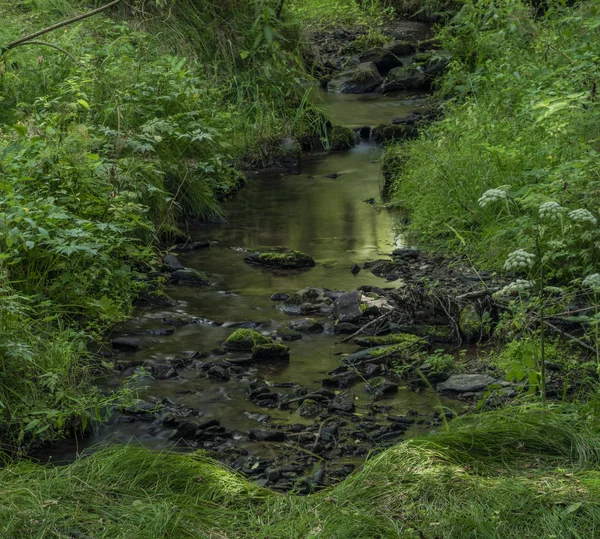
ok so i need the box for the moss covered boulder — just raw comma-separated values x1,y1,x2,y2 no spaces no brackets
251,343,290,361
329,126,358,151
372,123,418,144
297,398,323,418
327,62,383,94
222,329,270,351
244,250,316,269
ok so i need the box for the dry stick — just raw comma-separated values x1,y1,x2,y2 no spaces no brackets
1,0,123,53
543,320,596,354
339,312,390,344
456,287,501,300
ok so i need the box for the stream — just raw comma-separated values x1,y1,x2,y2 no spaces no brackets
42,91,462,490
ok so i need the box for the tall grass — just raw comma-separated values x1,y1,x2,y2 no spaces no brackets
386,0,600,278
1,406,599,537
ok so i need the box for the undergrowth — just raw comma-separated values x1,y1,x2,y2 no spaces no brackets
0,0,326,449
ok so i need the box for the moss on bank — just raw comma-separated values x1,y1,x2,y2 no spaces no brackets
2,406,600,537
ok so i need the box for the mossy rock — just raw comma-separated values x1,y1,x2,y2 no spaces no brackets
329,126,358,151
459,304,483,343
297,398,323,418
372,124,418,144
355,333,427,349
274,328,303,342
244,250,316,269
251,343,290,361
368,342,425,362
222,329,270,351
327,62,383,94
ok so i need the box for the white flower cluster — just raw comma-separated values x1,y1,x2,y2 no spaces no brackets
495,279,535,297
478,189,507,208
538,201,563,221
568,208,597,226
503,249,535,271
582,273,600,291
543,286,564,296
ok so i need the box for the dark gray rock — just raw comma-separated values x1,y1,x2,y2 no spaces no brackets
329,393,356,413
327,62,383,93
323,371,361,389
333,322,360,334
270,293,290,301
297,398,324,418
383,65,428,92
437,374,497,393
248,429,285,442
207,365,230,381
112,337,141,351
333,291,362,323
350,264,361,275
384,40,416,57
289,318,324,333
163,253,184,271
274,328,303,342
170,269,210,285
351,47,402,74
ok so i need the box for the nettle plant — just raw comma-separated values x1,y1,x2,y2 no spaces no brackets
479,187,600,398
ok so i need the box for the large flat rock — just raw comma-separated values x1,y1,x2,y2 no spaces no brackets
437,374,497,393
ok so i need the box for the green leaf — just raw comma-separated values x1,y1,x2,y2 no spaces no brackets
564,502,582,515
13,123,27,137
77,99,91,110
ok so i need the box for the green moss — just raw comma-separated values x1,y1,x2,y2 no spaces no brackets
222,329,269,351
251,343,290,361
356,333,426,348
257,250,316,268
424,326,453,339
329,125,358,151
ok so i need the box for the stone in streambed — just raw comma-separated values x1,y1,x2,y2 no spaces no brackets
222,329,270,351
333,291,362,323
274,328,303,342
327,62,383,94
169,269,210,285
112,337,142,351
350,47,403,74
270,293,290,301
249,429,285,442
329,125,358,151
251,343,290,361
437,374,497,393
163,253,184,271
383,65,428,92
289,318,324,334
207,365,230,381
244,250,316,269
297,398,324,418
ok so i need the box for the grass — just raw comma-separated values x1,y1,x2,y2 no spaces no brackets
385,0,600,280
1,406,600,537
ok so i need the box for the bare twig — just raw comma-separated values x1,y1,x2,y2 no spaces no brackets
543,321,596,354
2,0,122,53
339,313,390,344
456,287,501,300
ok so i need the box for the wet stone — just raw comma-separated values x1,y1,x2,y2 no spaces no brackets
207,365,230,381
333,291,362,323
437,374,497,393
248,429,285,442
333,322,359,334
350,264,361,275
270,293,290,301
289,318,324,333
169,269,210,285
329,393,355,413
163,253,184,271
297,398,324,418
274,328,303,342
112,337,142,351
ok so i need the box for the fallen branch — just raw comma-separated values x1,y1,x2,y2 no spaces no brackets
543,320,596,354
456,287,500,300
339,313,389,344
2,0,122,53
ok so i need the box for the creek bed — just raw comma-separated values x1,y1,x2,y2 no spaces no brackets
42,91,463,490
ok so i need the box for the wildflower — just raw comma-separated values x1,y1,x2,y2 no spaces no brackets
538,201,563,221
503,249,535,272
582,273,600,291
495,279,535,297
478,188,507,208
543,286,564,296
568,208,597,226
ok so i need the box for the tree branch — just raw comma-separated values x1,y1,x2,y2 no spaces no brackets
1,0,122,53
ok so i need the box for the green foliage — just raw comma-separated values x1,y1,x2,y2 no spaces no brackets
389,0,600,280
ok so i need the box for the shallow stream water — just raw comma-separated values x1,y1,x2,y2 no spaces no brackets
43,91,458,464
